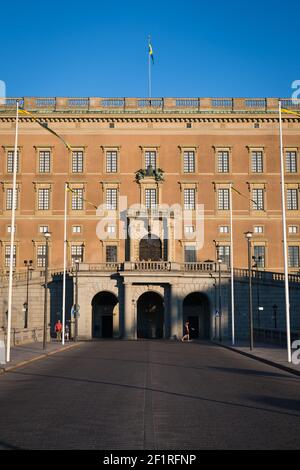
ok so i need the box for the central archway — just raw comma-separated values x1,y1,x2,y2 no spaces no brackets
139,234,162,261
183,292,211,339
137,291,164,339
91,291,118,338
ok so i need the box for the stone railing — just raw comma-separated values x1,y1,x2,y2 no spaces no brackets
234,268,300,284
124,261,172,271
254,327,300,345
1,97,300,114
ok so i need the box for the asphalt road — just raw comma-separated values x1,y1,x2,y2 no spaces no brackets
0,340,299,450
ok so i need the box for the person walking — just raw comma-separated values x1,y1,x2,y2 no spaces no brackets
55,319,63,342
181,320,191,342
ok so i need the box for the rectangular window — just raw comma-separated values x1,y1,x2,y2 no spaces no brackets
106,150,118,173
218,151,229,173
7,150,19,173
219,226,229,233
5,245,16,268
71,189,84,210
107,224,116,234
106,188,118,210
218,189,230,210
7,225,16,233
253,246,265,268
145,150,156,170
145,189,157,209
39,151,51,173
286,151,297,173
184,225,195,234
184,246,197,262
183,151,195,173
184,189,196,210
252,151,264,173
219,245,230,267
6,188,18,210
37,245,46,268
106,245,117,262
289,225,298,234
72,225,82,234
38,189,50,210
287,189,298,210
288,246,299,268
71,245,84,264
39,225,49,233
252,189,264,211
254,226,264,234
72,151,83,173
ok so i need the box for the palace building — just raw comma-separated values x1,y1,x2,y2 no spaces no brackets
1,97,300,342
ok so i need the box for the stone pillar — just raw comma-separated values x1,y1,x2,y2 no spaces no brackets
123,283,134,339
170,284,181,339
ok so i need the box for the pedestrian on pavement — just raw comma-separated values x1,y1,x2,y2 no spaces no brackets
181,320,191,342
65,324,70,341
55,320,63,342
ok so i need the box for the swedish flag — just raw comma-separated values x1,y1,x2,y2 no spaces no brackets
149,43,154,64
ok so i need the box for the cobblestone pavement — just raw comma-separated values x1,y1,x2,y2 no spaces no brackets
0,340,299,450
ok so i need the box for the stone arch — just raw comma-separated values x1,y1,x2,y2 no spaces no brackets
137,291,164,339
182,292,211,339
91,291,119,338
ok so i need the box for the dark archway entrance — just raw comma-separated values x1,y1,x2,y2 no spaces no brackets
183,293,211,339
92,291,118,338
137,292,164,339
139,234,162,261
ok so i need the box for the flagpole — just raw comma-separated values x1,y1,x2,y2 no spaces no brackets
6,100,19,362
62,182,68,345
148,35,151,98
279,99,292,363
229,183,235,346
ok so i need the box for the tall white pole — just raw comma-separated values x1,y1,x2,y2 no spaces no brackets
62,183,68,345
148,35,151,99
229,183,235,346
6,100,19,362
279,100,292,363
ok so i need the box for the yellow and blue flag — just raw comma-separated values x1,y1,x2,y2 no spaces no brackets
149,42,154,64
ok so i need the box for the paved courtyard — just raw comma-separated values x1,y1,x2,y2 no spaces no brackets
0,340,299,450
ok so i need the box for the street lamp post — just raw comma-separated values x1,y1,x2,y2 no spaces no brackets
43,231,51,350
23,260,33,329
74,259,80,342
213,241,223,342
252,255,262,328
245,231,254,350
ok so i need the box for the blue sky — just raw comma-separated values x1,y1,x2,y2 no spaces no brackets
1,0,299,98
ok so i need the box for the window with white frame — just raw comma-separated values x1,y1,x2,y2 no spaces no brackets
251,151,264,173
218,245,230,267
145,150,156,169
38,189,50,210
37,245,46,268
39,150,51,173
72,150,83,173
106,188,118,210
145,188,157,209
219,226,230,233
39,225,49,233
288,246,299,268
253,245,265,268
218,189,230,210
71,189,84,210
6,188,18,210
217,151,229,173
72,225,82,234
252,189,264,211
7,225,16,233
5,245,16,268
183,151,195,173
288,225,298,234
71,245,84,264
106,245,117,262
286,151,297,173
7,150,19,173
254,226,264,234
287,189,298,210
185,225,195,234
106,150,118,173
107,224,116,235
184,189,196,210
